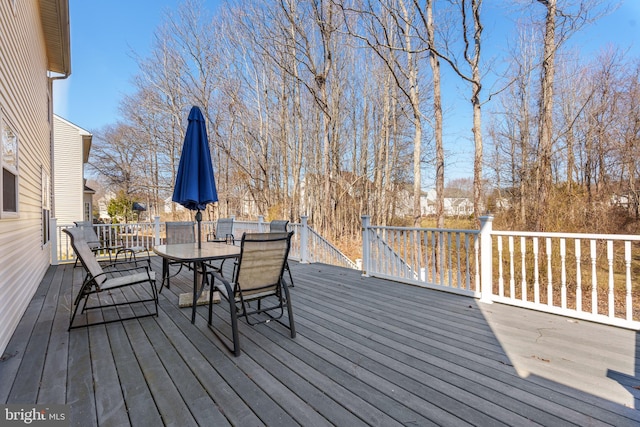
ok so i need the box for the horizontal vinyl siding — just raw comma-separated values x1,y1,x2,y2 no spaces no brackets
0,1,57,355
53,116,83,225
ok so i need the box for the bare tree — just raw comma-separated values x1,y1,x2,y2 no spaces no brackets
89,123,148,197
338,0,427,226
527,0,614,229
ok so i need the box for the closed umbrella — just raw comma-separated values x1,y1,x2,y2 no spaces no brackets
172,106,218,248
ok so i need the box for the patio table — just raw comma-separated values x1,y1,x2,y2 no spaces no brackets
154,242,240,323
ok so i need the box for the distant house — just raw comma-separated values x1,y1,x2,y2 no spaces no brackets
97,190,115,221
420,190,476,217
0,1,71,355
445,198,474,217
53,115,93,226
163,196,186,214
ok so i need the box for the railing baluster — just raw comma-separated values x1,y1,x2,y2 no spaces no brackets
448,232,453,287
591,240,598,315
439,231,445,286
431,231,436,283
560,238,567,309
546,238,553,306
497,236,504,297
625,241,632,321
575,240,582,312
521,236,527,302
533,237,539,304
456,233,462,289
474,234,480,293
607,240,614,318
465,234,471,291
509,236,515,298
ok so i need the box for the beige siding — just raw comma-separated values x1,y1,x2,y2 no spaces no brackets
53,115,88,226
0,1,58,354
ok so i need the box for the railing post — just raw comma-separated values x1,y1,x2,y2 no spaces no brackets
300,215,309,264
154,216,161,246
50,217,58,266
258,215,265,232
479,215,494,304
361,215,370,277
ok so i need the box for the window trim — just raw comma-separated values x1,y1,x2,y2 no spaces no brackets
1,109,20,219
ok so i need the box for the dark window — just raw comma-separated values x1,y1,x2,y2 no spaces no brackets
3,168,16,212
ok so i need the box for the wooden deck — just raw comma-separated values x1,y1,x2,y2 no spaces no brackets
1,256,639,426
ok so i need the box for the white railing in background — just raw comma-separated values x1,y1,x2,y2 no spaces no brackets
361,215,640,330
51,215,357,272
361,216,480,297
305,225,359,269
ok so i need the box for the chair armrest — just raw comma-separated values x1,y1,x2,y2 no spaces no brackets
208,269,234,299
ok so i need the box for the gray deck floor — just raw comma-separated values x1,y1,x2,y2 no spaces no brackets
1,257,639,426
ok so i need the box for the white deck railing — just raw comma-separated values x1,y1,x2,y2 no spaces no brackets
51,216,357,271
361,215,640,330
361,216,480,297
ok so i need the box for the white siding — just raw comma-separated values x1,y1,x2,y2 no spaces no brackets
53,115,89,226
0,1,59,355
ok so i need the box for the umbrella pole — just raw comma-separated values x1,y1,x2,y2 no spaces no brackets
196,209,202,249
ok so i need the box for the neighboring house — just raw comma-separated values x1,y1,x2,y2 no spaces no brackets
163,196,186,214
53,115,92,226
0,1,71,355
96,190,115,221
445,198,474,216
420,190,477,217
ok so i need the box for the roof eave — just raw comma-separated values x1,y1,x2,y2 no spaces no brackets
39,0,71,77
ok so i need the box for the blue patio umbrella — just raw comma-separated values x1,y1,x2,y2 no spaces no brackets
172,106,218,248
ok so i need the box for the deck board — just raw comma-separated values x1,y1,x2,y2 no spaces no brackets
1,257,639,426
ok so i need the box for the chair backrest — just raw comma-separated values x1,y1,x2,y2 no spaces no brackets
74,220,101,250
165,221,195,244
269,220,289,233
235,232,292,298
64,227,106,286
215,218,234,240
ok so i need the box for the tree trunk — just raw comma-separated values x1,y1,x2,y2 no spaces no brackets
536,0,557,231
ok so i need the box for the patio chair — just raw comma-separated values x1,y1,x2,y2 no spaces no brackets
270,220,295,288
73,221,122,266
160,221,196,292
207,231,295,356
63,226,158,330
206,217,235,274
114,224,151,267
207,217,234,244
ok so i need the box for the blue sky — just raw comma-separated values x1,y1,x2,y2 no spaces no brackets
54,0,640,179
54,0,221,131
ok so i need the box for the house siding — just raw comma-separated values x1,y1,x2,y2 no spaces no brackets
0,1,58,355
53,115,88,226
